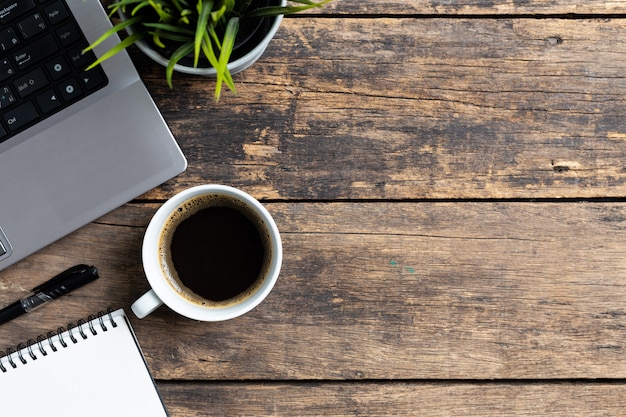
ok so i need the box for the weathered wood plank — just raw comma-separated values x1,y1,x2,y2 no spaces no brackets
308,0,626,15
130,18,626,200
98,0,626,16
1,202,625,379
159,381,626,417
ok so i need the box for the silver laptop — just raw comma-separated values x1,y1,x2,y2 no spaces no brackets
0,0,187,271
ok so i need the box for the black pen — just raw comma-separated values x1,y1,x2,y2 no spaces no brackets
0,264,99,325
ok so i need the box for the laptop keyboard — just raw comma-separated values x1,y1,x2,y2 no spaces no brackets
0,0,108,144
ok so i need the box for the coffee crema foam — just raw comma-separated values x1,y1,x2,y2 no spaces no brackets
157,193,273,308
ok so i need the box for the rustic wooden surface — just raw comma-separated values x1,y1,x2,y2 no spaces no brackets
134,16,626,200
2,0,626,415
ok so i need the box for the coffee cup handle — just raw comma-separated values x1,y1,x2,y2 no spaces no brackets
131,289,163,319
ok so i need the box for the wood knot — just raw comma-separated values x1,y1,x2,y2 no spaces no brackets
551,159,579,172
545,36,564,46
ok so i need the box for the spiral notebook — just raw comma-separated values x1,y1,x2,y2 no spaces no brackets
0,309,168,416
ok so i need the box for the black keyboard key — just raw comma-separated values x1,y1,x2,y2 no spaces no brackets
44,1,68,25
45,56,69,80
68,44,93,69
80,68,106,91
13,67,49,98
4,101,39,131
35,88,60,113
0,0,36,24
55,21,80,47
12,34,58,70
0,85,16,109
59,77,82,102
0,27,19,51
0,58,15,82
17,13,47,39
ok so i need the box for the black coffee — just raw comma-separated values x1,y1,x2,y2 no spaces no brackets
159,196,270,305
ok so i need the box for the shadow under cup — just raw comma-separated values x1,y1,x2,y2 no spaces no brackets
135,185,282,321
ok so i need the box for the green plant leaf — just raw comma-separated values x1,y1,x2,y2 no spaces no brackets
200,30,220,69
83,16,144,52
151,29,163,48
84,32,146,71
210,5,227,25
199,28,236,98
130,1,151,16
222,0,235,15
206,21,222,49
148,30,193,43
107,0,145,18
166,41,195,88
195,0,213,67
143,22,195,34
179,8,194,23
213,16,238,102
244,0,332,18
149,0,176,21
170,0,184,12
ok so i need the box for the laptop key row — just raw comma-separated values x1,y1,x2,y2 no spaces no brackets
0,0,108,142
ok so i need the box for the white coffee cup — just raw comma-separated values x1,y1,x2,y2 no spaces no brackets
132,185,282,321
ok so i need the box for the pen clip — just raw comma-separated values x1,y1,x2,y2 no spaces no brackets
31,264,92,293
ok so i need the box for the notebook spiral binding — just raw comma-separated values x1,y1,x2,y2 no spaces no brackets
0,307,118,373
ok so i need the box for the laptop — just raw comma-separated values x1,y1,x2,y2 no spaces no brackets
0,0,188,271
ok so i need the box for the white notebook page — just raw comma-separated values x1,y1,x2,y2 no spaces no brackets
0,309,167,416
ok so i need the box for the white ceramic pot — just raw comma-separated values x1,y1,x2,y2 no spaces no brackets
123,1,285,77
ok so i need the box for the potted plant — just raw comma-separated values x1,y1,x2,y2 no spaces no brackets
85,0,331,101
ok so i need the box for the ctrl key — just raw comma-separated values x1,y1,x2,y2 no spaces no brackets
3,101,39,132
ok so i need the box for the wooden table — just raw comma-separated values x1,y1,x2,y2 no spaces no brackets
2,1,626,415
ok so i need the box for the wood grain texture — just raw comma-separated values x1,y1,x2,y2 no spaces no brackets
2,4,625,416
126,18,626,200
302,0,626,15
100,0,626,15
159,381,626,417
2,202,625,380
